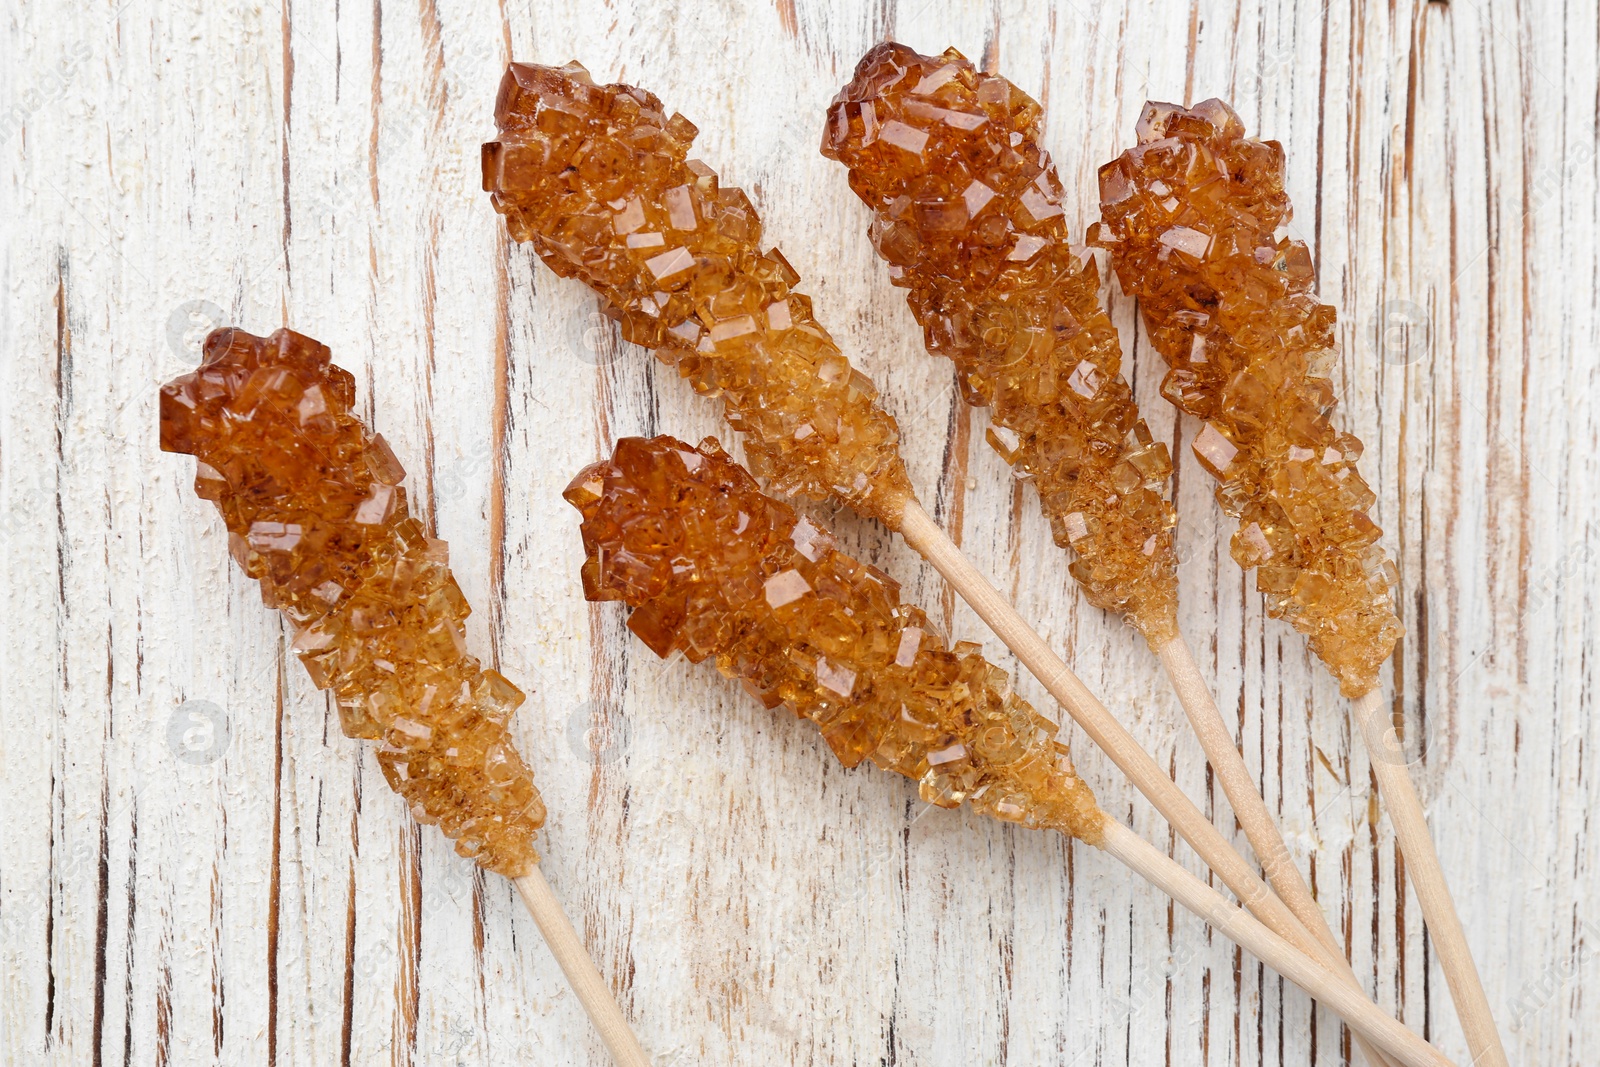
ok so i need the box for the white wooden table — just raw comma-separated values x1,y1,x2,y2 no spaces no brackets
4,1,1597,1063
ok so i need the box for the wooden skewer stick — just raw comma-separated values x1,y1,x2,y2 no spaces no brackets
1099,821,1452,1067
516,868,651,1067
1349,688,1508,1067
1160,638,1401,1067
896,502,1412,1033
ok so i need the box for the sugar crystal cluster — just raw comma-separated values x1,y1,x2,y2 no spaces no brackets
822,43,1179,644
483,61,914,525
565,434,1106,843
1093,101,1402,695
160,328,545,875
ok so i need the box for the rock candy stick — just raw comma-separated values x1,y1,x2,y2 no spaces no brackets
822,43,1180,645
568,432,1107,843
564,434,1454,1067
480,60,1335,994
1096,101,1505,1067
482,61,914,525
820,44,1397,1067
1094,100,1402,697
160,327,649,1067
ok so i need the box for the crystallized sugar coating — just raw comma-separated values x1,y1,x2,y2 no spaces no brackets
565,434,1105,843
483,61,915,525
823,43,1179,644
160,328,545,875
1094,100,1402,696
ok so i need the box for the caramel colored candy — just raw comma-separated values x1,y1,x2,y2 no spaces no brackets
1094,101,1402,696
483,61,915,525
565,434,1105,843
161,328,545,876
822,44,1179,644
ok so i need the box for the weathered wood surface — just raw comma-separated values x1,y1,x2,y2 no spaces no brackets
3,0,1596,1063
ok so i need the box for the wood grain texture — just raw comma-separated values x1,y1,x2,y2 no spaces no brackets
2,1,1595,1064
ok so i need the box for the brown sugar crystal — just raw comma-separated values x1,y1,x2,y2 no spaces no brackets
822,43,1179,644
564,434,1106,843
482,61,915,526
1093,100,1402,696
160,328,545,875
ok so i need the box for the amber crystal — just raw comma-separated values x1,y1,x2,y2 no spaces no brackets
160,328,545,875
565,434,1106,843
482,61,915,525
1094,100,1402,696
822,44,1180,644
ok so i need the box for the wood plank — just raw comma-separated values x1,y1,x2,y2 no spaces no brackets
2,1,1595,1064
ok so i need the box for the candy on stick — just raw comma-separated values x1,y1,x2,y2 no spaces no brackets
1095,101,1505,1067
479,60,1403,1016
820,43,1397,1067
569,433,1105,842
482,61,913,525
160,327,649,1067
822,43,1180,645
1093,100,1401,697
563,433,1453,1067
